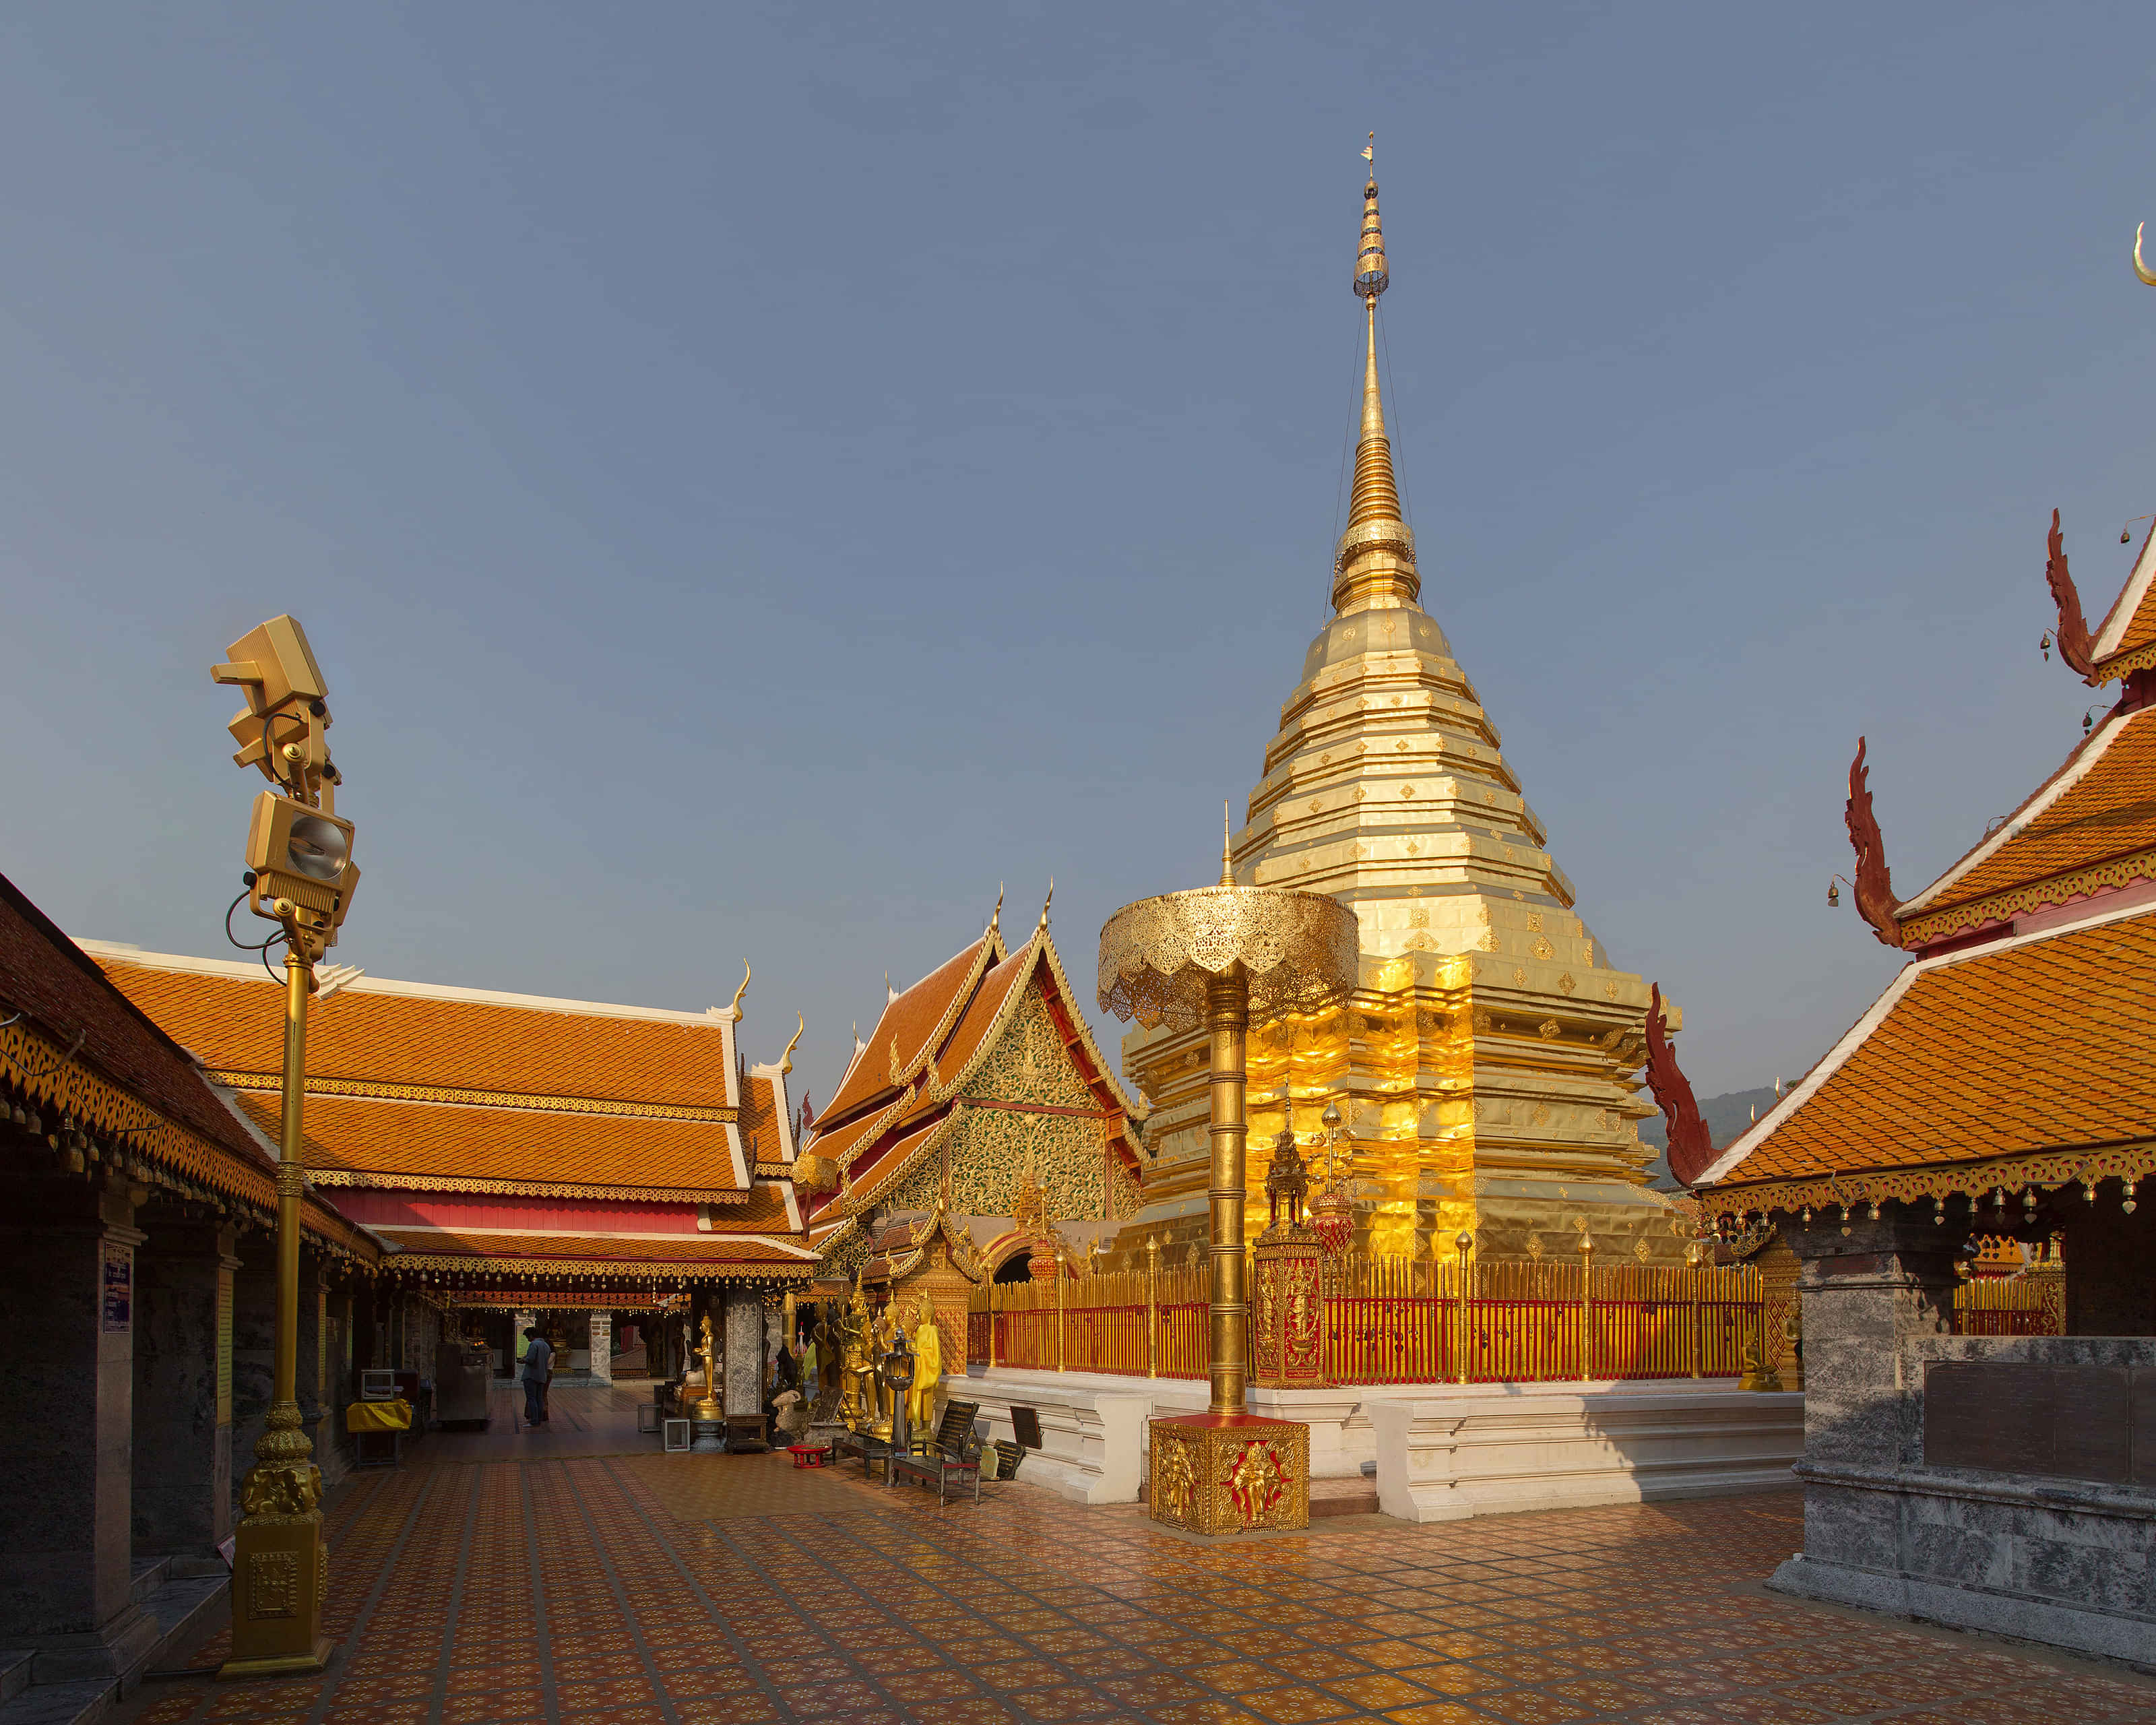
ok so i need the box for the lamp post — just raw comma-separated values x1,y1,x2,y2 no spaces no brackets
1098,810,1358,1534
210,616,358,1680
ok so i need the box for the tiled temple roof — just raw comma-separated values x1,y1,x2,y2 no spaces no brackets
0,875,371,1255
87,945,753,1201
1701,902,2156,1213
1896,704,2156,947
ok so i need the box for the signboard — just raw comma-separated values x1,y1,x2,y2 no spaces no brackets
216,1269,234,1424
100,1243,132,1334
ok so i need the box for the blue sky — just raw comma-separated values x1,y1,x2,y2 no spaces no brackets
2,4,2151,1107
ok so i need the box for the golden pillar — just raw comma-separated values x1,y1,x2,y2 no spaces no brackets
1205,969,1248,1413
1098,815,1357,1534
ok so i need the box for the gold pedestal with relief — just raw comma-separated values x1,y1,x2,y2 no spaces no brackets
1149,1414,1312,1535
1099,817,1358,1535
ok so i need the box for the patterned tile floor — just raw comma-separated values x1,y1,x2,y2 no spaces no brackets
117,1453,2156,1725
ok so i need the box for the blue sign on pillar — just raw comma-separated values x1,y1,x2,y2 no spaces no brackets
102,1243,132,1334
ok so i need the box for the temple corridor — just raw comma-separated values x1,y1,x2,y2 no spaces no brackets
112,1462,2153,1725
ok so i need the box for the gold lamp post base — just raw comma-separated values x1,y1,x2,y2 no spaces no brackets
219,1639,334,1682
1148,1413,1310,1536
218,1436,334,1680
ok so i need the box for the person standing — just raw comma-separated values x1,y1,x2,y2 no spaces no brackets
521,1325,552,1428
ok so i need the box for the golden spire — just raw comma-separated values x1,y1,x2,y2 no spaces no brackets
1221,801,1234,886
1333,142,1420,617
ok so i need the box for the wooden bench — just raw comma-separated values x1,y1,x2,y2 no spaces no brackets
889,1399,984,1507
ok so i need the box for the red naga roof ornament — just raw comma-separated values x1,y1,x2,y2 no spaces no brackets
1845,736,1903,948
2042,509,2102,684
1642,983,1715,1188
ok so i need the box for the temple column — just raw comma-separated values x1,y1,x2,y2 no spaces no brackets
294,1249,344,1484
228,1235,278,1500
588,1311,612,1385
0,1172,158,1682
130,1214,239,1563
724,1288,763,1442
1770,1208,1965,1591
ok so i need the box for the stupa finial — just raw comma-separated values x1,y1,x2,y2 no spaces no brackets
1334,142,1420,615
1221,801,1235,886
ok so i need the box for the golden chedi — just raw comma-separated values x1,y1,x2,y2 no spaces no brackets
1120,156,1684,1267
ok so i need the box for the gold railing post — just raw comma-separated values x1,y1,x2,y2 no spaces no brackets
1056,1260,1065,1372
1145,1234,1159,1379
1577,1233,1595,1381
1454,1231,1473,1385
1688,1272,1702,1379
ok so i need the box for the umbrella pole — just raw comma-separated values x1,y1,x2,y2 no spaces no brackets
1207,966,1250,1416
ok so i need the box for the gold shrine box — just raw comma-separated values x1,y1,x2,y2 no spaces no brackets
1252,1225,1326,1389
1148,1414,1310,1536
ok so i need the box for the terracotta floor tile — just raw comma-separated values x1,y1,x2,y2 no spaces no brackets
1238,1685,1362,1723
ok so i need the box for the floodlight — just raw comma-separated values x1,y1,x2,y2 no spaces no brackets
246,792,359,933
213,616,328,716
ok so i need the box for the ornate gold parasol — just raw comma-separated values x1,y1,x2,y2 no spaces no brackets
1099,811,1357,1534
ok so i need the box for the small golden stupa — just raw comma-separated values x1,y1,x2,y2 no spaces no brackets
1118,149,1684,1265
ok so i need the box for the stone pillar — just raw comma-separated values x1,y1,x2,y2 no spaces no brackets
293,1250,342,1485
131,1214,239,1562
229,1234,278,1502
0,1172,158,1682
724,1288,763,1444
1770,1209,1965,1592
588,1311,613,1385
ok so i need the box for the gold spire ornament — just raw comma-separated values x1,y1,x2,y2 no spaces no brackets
2135,221,2156,286
1334,155,1420,615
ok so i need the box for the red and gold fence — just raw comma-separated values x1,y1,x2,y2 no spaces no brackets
962,1256,2066,1382
968,1256,1771,1383
1953,1267,2064,1336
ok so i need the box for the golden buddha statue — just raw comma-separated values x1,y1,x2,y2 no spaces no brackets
906,1292,942,1436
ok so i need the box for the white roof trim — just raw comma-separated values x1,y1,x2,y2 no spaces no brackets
1700,893,2156,1187
76,941,740,1029
2094,519,2156,658
1896,704,2150,914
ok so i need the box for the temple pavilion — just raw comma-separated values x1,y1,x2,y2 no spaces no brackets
1,871,384,1691
796,895,1147,1353
86,943,813,1377
1686,510,2155,1659
1119,166,1681,1266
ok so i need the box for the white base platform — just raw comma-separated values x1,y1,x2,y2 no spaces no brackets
960,1369,1802,1517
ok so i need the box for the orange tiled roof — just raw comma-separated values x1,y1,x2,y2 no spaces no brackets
740,1072,787,1167
372,1228,813,1269
94,955,736,1108
925,948,1031,1096
2093,522,2156,675
1708,906,2156,1191
222,1090,746,1200
1905,698,2156,914
819,935,994,1124
701,1181,798,1234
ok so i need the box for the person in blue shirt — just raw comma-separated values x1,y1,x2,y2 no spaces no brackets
520,1327,552,1427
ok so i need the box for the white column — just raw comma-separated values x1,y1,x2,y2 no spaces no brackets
588,1311,612,1385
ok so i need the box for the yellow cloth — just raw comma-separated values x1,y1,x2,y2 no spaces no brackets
346,1397,412,1433
906,1319,941,1432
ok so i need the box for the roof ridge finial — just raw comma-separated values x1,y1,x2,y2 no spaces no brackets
1333,137,1420,616
720,960,751,1022
990,881,1004,935
1038,877,1053,932
1221,801,1234,887
779,1012,804,1073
